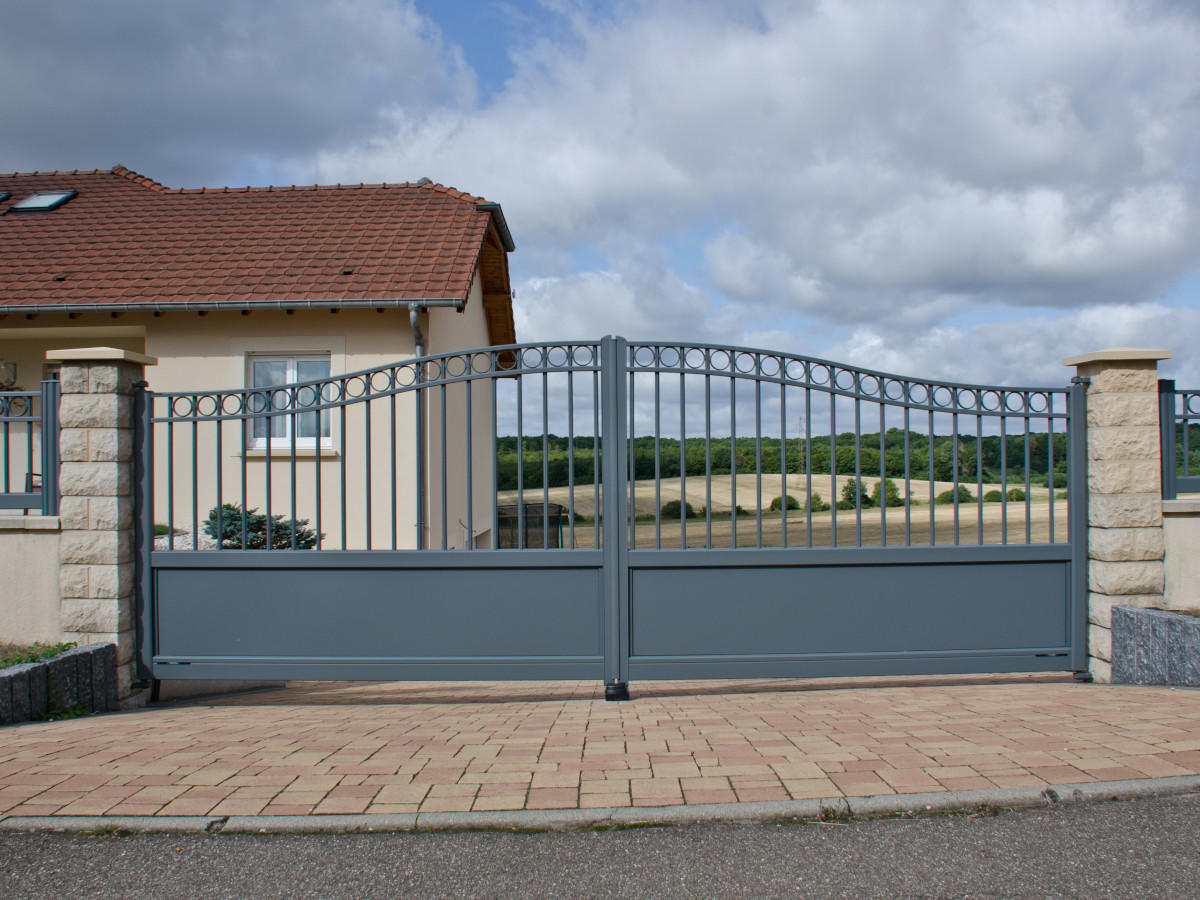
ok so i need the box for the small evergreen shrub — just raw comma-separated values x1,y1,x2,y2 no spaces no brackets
837,478,876,510
1005,488,1026,501
660,499,698,519
807,492,831,512
769,495,801,511
204,503,321,549
935,486,975,504
983,490,1003,502
871,478,905,508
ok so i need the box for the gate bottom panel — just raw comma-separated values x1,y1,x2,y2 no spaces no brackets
150,552,605,681
628,547,1075,679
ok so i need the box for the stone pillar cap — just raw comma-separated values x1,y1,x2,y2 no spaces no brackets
46,347,158,366
1063,347,1172,366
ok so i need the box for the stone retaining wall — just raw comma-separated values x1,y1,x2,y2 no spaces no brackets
0,643,117,725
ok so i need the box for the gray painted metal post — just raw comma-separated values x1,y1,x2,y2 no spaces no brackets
1068,378,1089,674
38,378,60,516
600,335,631,699
1159,379,1176,500
133,382,155,682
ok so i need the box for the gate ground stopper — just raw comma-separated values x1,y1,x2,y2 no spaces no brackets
605,682,630,701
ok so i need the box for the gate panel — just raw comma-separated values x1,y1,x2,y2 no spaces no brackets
628,547,1071,679
151,551,605,680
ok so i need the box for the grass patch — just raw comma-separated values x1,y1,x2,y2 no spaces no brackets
0,641,77,670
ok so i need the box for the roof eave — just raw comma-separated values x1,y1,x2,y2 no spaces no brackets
0,297,466,315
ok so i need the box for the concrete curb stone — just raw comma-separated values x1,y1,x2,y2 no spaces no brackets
2,776,1198,835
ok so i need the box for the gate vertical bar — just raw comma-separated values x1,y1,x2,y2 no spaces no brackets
1068,379,1089,673
1159,379,1177,500
39,378,60,516
133,382,154,681
600,335,630,700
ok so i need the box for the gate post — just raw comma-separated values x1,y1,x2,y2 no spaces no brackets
47,347,157,704
600,335,631,700
1064,348,1171,683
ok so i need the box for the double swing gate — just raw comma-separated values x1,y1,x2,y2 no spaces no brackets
135,337,1088,697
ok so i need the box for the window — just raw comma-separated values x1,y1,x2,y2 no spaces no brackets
248,355,332,449
7,190,77,212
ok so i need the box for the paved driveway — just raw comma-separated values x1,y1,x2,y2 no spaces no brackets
2,675,1199,817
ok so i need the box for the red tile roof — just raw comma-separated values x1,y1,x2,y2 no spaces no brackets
0,167,514,328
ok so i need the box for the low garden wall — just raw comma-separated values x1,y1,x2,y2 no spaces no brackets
0,642,117,725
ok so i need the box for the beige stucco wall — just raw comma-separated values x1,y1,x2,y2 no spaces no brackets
426,282,496,548
1163,499,1200,616
1,267,498,551
0,516,62,643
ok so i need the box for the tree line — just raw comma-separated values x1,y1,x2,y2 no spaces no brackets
495,429,1074,492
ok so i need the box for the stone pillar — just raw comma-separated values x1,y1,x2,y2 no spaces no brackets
47,347,157,704
1064,348,1171,683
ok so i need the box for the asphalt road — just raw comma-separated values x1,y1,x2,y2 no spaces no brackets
2,794,1198,899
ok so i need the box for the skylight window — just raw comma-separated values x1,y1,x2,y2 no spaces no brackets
8,190,77,211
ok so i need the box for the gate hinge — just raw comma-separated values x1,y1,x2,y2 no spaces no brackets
1070,376,1090,385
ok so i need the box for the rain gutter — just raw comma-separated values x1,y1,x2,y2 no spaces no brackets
0,298,466,316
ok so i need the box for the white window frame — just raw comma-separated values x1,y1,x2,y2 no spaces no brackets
246,353,334,451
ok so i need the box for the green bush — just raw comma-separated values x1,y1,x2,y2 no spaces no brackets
837,478,876,510
983,490,1003,502
807,492,831,512
1005,488,1026,501
935,485,975,504
871,478,905,508
660,499,698,519
1056,489,1069,499
769,494,801,511
204,503,321,549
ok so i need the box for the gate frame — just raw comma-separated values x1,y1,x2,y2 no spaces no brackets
133,335,1091,697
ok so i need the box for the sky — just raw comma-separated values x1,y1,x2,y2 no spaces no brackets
4,0,1200,387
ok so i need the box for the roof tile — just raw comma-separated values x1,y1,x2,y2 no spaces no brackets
0,167,505,311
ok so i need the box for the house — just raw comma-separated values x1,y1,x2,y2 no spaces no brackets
0,166,516,549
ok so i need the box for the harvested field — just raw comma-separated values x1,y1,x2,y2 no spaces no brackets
499,474,1071,548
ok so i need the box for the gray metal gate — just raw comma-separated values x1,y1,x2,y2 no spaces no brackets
134,337,1087,697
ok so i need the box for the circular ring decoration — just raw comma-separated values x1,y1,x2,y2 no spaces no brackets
980,390,1002,413
833,368,856,392
809,363,831,387
1004,391,1025,414
1028,392,1049,414
393,365,417,389
858,374,879,398
883,378,906,402
195,394,219,418
931,385,954,409
684,347,706,370
220,393,242,416
521,347,545,370
471,351,494,376
445,354,469,379
733,351,757,375
759,355,781,378
633,345,656,369
709,349,731,373
545,346,568,369
906,382,929,406
1184,394,1200,416
785,358,808,383
658,346,681,369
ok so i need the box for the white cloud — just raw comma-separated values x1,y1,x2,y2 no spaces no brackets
822,303,1200,387
317,0,1200,332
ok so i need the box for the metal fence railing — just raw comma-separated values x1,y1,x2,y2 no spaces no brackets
140,338,1080,552
1159,380,1200,499
0,380,61,516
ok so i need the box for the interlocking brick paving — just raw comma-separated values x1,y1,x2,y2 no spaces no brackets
2,676,1199,817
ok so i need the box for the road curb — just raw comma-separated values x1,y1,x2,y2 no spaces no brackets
2,775,1198,834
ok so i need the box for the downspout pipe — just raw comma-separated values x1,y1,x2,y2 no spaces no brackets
409,302,428,549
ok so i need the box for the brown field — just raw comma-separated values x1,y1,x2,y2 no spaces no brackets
499,473,1070,549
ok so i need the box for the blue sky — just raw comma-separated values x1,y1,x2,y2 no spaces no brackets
3,0,1200,385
